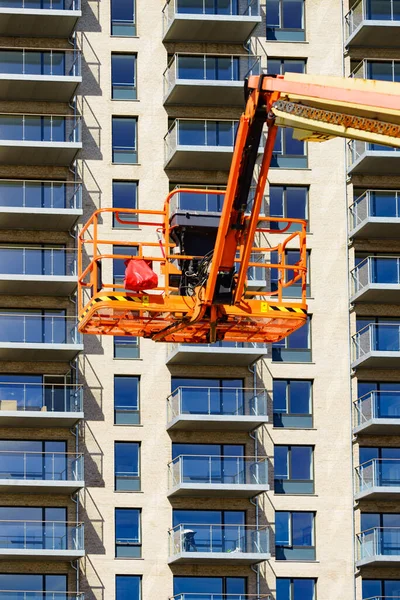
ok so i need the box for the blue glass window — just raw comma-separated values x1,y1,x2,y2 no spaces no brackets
267,0,305,41
267,58,306,75
277,578,315,600
115,508,141,558
362,579,400,599
176,0,239,15
173,509,246,554
270,249,311,298
177,56,239,81
0,181,70,209
114,376,139,425
116,576,141,600
0,507,67,550
366,60,400,82
356,317,400,352
112,181,138,228
272,317,311,362
112,54,137,100
115,442,140,491
0,51,65,76
112,117,137,163
272,127,307,168
0,245,67,276
0,309,67,344
172,444,245,485
0,574,67,599
114,336,139,359
274,445,314,494
269,186,308,231
174,576,246,597
173,187,225,212
113,244,138,286
111,0,135,36
0,440,66,482
171,377,244,416
0,116,66,142
177,120,237,147
357,381,400,418
273,379,312,428
276,511,315,560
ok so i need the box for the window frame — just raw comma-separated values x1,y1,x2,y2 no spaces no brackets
111,53,137,101
114,441,141,491
113,336,140,360
114,508,142,558
273,379,313,428
276,577,316,600
112,180,139,229
274,444,315,494
266,0,306,42
275,510,316,561
269,184,309,231
116,575,142,600
114,375,140,425
112,116,138,164
111,0,136,37
272,316,312,363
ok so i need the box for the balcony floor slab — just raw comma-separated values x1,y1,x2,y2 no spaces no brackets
0,76,81,102
0,276,77,296
167,415,269,432
348,152,400,176
163,15,261,43
357,555,400,568
354,419,400,436
0,411,84,427
164,81,243,106
0,479,84,494
168,483,269,498
0,343,83,362
352,352,400,370
165,147,233,171
166,346,267,366
168,551,270,565
0,142,81,166
346,21,400,48
350,218,400,240
351,284,400,303
0,9,81,37
0,549,85,560
0,208,82,231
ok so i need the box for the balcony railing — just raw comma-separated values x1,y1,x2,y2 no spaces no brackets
0,48,81,77
351,256,400,296
349,189,400,232
169,523,269,556
0,314,82,345
355,458,400,494
0,247,76,277
171,596,270,600
0,0,80,8
0,520,84,551
164,53,260,100
0,451,83,481
165,119,238,159
0,382,83,413
167,386,268,421
163,0,260,30
0,593,84,600
348,139,400,167
357,526,400,561
169,455,268,488
0,180,82,210
0,114,81,143
352,323,400,362
346,0,400,38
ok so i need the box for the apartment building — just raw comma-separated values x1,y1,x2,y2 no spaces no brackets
0,0,398,599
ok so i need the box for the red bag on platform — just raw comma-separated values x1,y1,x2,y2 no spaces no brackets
124,259,158,291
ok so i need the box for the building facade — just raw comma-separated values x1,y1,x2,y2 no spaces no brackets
0,0,398,599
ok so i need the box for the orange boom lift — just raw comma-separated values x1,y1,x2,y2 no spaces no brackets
78,73,400,344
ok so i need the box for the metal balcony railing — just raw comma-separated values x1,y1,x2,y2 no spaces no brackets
348,139,400,168
345,0,400,37
0,593,84,600
171,341,267,350
349,189,400,230
0,520,84,551
0,114,81,143
355,458,400,493
0,314,82,345
167,386,268,421
354,390,400,427
0,48,81,77
357,526,400,560
163,0,260,31
163,53,260,98
0,451,83,481
0,180,82,210
351,256,400,295
165,119,239,162
352,323,400,361
169,523,269,556
0,382,83,413
171,596,270,600
0,0,80,9
351,58,400,81
0,247,76,276
169,455,268,488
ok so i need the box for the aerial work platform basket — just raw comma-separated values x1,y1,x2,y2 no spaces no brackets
77,188,308,344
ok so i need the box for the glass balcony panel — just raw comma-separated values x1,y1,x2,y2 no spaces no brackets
170,524,269,555
0,314,80,345
0,520,83,551
0,451,82,482
371,191,400,217
0,382,82,413
178,121,205,145
171,455,268,485
372,257,399,283
0,52,22,74
0,116,22,140
369,0,393,19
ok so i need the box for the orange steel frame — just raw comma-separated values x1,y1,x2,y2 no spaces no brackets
78,76,310,344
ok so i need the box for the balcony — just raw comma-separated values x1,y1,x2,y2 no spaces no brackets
0,114,81,166
168,455,269,498
0,314,83,361
0,0,81,38
163,54,260,106
0,247,77,296
166,342,267,366
357,527,400,567
345,0,400,47
0,180,82,231
171,596,270,600
0,593,84,600
168,524,270,565
166,386,268,431
347,140,400,176
0,48,81,101
0,451,83,494
351,256,400,303
352,323,400,368
165,119,253,170
0,382,83,427
162,0,261,43
349,190,400,239
354,391,400,435
355,458,400,501
0,520,84,560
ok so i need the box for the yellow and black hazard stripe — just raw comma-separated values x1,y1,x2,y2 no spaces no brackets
260,302,307,315
79,294,150,322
